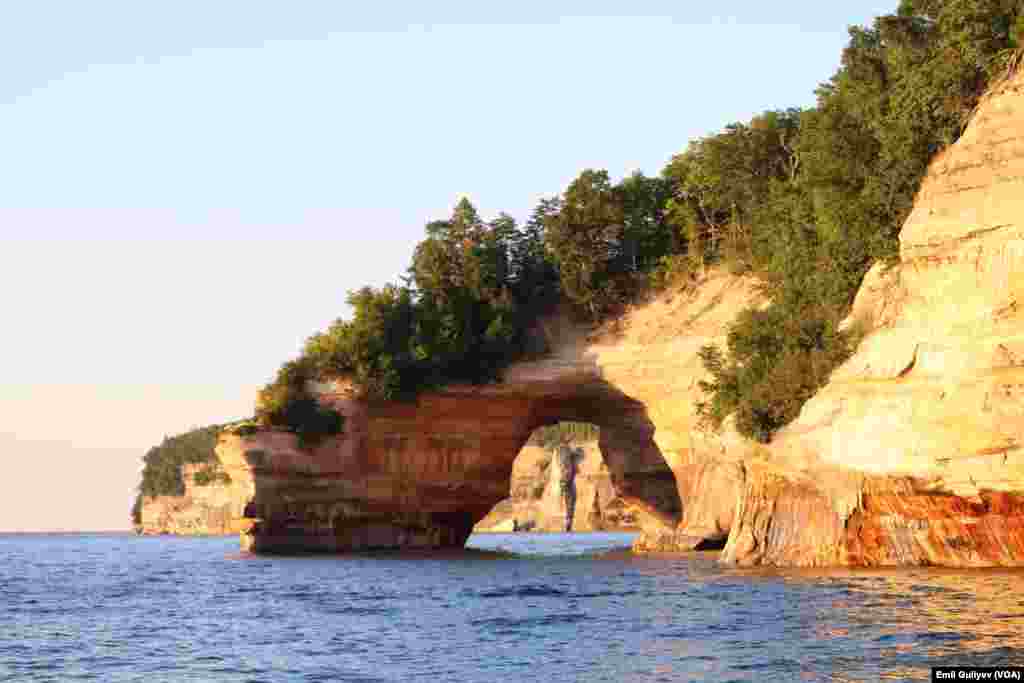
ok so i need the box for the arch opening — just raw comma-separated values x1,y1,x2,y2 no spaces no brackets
474,422,644,534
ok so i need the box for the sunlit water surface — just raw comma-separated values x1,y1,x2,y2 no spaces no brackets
2,532,1023,681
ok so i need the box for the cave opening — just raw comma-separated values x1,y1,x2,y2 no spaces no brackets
474,421,642,534
692,536,728,551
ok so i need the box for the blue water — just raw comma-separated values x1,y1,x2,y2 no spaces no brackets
2,533,1023,682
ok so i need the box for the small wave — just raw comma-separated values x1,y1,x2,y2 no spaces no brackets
918,631,971,643
569,589,638,598
471,612,587,631
731,657,802,672
339,590,399,602
303,671,389,683
280,590,324,600
476,585,567,598
319,604,396,617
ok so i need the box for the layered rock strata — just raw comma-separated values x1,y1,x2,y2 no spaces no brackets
719,68,1024,566
473,442,641,533
136,463,252,536
217,272,762,554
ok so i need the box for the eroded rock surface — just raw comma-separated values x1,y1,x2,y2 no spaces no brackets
136,463,252,536
720,69,1024,567
473,442,642,533
218,272,761,554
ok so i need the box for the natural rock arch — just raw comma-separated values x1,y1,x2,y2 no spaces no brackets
216,277,759,555
220,359,683,553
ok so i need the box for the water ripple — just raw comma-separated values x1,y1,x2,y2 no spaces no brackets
2,532,1024,681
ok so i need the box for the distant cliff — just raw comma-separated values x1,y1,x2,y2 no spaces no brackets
135,462,251,536
474,442,640,533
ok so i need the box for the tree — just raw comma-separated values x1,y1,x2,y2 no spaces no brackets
510,197,561,310
615,172,676,271
694,0,1021,442
545,169,626,319
664,109,802,273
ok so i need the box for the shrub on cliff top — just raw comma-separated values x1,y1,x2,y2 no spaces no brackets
193,464,232,487
255,358,345,449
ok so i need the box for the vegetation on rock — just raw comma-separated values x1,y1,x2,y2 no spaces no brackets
192,463,231,487
257,1,1023,444
131,425,223,525
529,422,600,452
695,0,1022,440
255,362,345,449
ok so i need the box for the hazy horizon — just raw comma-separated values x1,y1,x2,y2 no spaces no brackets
1,1,896,531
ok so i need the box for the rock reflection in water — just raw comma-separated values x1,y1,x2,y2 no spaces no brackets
727,567,1024,680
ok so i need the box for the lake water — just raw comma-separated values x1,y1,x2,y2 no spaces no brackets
2,532,1023,682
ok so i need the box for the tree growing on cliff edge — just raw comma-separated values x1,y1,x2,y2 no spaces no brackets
544,169,675,319
544,169,625,320
664,109,802,275
256,197,561,414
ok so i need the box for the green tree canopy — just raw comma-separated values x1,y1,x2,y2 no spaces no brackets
249,1,1023,445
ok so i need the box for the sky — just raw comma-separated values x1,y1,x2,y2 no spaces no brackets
0,1,897,531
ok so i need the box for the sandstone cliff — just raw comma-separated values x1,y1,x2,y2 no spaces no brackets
715,68,1024,567
216,67,1024,566
473,442,641,533
136,463,252,536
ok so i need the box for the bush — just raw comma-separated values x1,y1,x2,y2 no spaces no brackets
648,254,694,291
226,420,261,437
255,358,345,449
529,422,600,451
193,465,232,487
131,495,143,526
698,303,856,442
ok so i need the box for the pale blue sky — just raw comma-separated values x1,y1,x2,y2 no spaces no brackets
0,1,896,530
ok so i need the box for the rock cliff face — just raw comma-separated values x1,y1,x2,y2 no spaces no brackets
218,68,1024,565
218,272,760,554
719,68,1024,566
473,442,641,533
136,464,252,536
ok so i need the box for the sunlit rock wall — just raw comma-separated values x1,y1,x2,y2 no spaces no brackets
721,68,1024,567
137,463,252,536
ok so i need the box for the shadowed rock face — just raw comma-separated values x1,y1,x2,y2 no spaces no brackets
218,371,684,554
